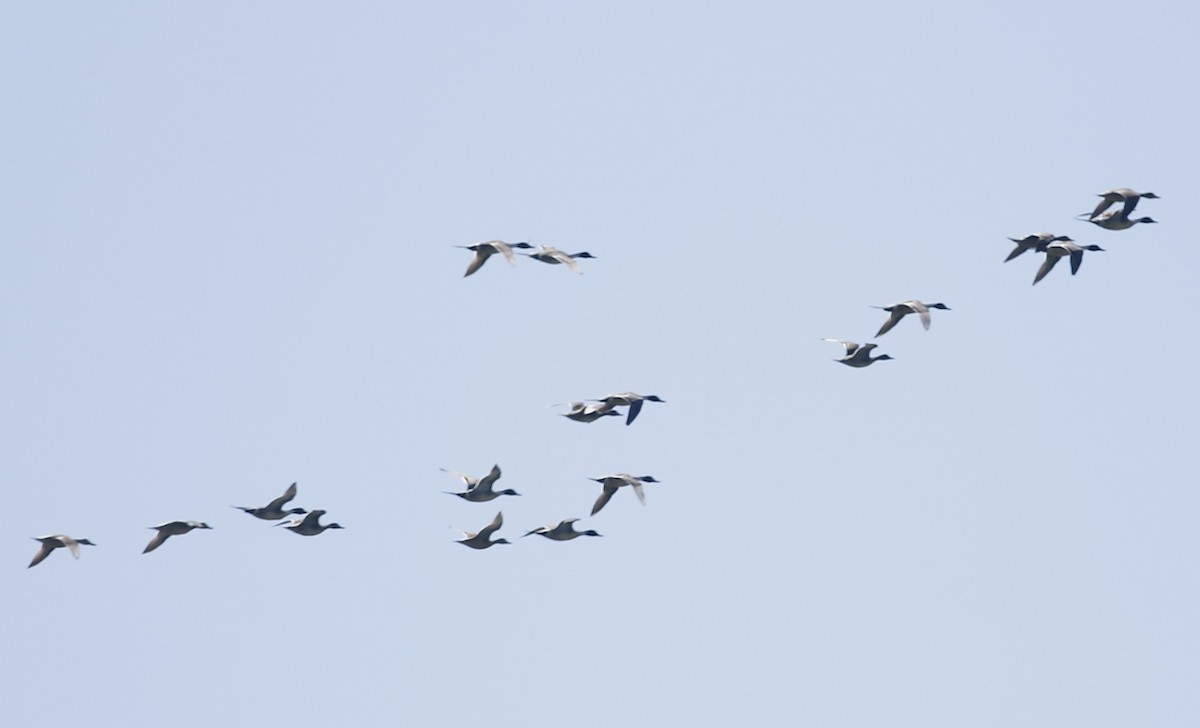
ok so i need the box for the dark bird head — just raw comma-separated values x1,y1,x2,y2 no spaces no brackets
644,395,665,403
929,303,951,310
1084,245,1105,252
77,539,97,546
197,523,213,530
638,476,660,483
288,507,308,515
1137,217,1157,224
875,354,895,362
499,489,521,497
510,242,535,249
583,530,603,537
327,523,345,530
493,538,512,545
573,251,597,259
1142,192,1160,199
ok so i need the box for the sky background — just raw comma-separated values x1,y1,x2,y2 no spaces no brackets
3,2,1198,725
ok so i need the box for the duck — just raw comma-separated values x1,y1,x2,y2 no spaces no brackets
458,241,534,277
588,474,660,515
560,401,622,423
523,518,602,541
1033,241,1104,285
1085,188,1159,220
823,339,894,368
457,511,510,549
1083,208,1157,231
872,300,951,337
277,510,344,536
233,482,307,521
521,246,596,273
590,392,665,425
143,521,212,554
28,535,96,569
1005,233,1072,262
442,464,520,501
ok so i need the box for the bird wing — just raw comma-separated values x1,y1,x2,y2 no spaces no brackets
28,542,54,568
1033,254,1059,285
591,485,618,515
143,530,170,554
625,399,644,425
476,464,502,492
478,511,504,539
463,249,491,277
1068,249,1084,275
875,309,904,337
265,483,299,511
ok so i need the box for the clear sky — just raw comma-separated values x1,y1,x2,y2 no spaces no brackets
4,2,1198,725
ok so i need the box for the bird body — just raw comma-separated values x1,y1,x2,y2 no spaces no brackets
522,246,596,273
1085,209,1156,231
823,339,893,368
143,520,212,554
523,518,602,541
278,510,344,536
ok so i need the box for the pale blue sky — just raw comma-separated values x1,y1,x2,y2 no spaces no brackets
4,2,1198,726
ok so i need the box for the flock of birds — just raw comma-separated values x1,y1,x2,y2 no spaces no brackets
819,187,1160,368
442,390,665,549
24,186,1158,567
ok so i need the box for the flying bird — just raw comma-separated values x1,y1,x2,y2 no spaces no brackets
521,245,597,273
823,339,894,368
588,474,660,515
872,300,951,337
1033,241,1104,285
590,392,665,425
457,511,510,550
1083,188,1159,220
233,482,307,521
523,518,602,541
559,401,622,423
277,510,344,536
1005,233,1072,262
143,521,212,554
458,241,534,277
28,534,96,569
441,464,520,502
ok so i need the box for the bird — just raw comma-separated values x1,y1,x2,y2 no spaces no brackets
521,245,596,273
560,401,622,423
1084,188,1159,220
28,535,96,568
823,339,894,368
523,518,602,541
872,300,951,337
277,510,344,536
458,241,534,277
1005,233,1072,262
233,482,307,521
457,511,510,549
1033,241,1104,285
590,392,665,425
1083,208,1157,231
588,474,660,515
442,464,520,501
143,521,212,554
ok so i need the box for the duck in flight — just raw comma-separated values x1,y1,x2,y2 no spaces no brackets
234,482,307,521
457,511,510,549
458,241,534,277
523,518,602,541
143,521,212,554
441,464,521,502
872,300,951,337
823,339,893,368
28,534,96,568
